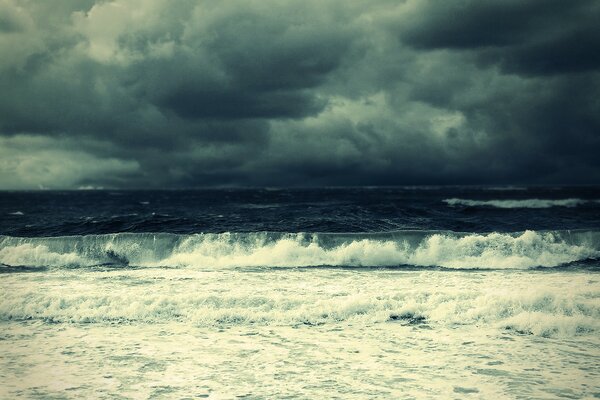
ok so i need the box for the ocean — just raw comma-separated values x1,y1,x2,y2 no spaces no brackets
1,186,599,399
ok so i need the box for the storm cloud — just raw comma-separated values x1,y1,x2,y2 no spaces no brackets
0,0,598,189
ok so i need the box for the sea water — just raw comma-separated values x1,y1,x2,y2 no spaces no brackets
1,187,599,399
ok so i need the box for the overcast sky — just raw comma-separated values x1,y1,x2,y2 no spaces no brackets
0,0,599,189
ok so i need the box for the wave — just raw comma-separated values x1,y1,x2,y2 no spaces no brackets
484,186,528,191
443,198,597,208
1,230,598,270
1,281,597,337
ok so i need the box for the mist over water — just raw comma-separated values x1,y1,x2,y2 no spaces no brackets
1,187,599,398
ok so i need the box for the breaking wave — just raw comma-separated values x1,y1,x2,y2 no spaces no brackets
1,230,598,270
443,198,597,208
1,278,598,337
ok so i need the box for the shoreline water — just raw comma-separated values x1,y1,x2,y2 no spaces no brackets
2,267,599,398
1,188,599,398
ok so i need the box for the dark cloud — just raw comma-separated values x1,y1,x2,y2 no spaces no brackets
160,89,325,120
489,27,600,75
400,0,572,49
0,0,598,189
400,0,600,75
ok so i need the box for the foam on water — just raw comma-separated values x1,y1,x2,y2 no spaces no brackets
2,189,599,399
0,230,598,269
443,198,596,208
0,243,87,268
1,270,598,337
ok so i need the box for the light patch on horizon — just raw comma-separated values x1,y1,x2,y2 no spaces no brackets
0,136,140,190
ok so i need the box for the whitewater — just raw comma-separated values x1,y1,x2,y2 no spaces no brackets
1,229,599,270
1,187,599,398
443,198,599,209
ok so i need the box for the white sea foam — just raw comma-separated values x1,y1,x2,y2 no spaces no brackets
160,234,408,269
159,231,597,269
0,230,598,269
502,312,598,337
0,243,87,267
443,198,593,208
1,271,597,337
408,230,597,269
2,268,598,399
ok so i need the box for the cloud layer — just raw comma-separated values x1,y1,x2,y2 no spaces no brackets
0,0,599,189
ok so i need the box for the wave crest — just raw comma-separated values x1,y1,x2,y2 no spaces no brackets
443,198,597,208
1,230,598,270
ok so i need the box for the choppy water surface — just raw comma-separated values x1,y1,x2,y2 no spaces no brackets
1,187,599,398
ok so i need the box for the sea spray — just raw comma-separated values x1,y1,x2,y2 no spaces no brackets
1,230,598,269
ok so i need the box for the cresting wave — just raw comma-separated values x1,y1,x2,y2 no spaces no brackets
443,198,599,208
1,230,598,269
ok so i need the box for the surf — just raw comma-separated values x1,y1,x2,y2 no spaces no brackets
1,229,598,270
443,198,599,208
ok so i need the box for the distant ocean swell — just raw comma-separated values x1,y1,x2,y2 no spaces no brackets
443,198,599,208
1,279,597,337
1,230,598,270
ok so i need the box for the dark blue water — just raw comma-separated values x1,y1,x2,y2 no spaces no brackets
1,186,599,237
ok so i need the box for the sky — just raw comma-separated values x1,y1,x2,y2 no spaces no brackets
0,0,599,189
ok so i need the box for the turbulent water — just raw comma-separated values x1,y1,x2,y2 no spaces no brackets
1,187,599,399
